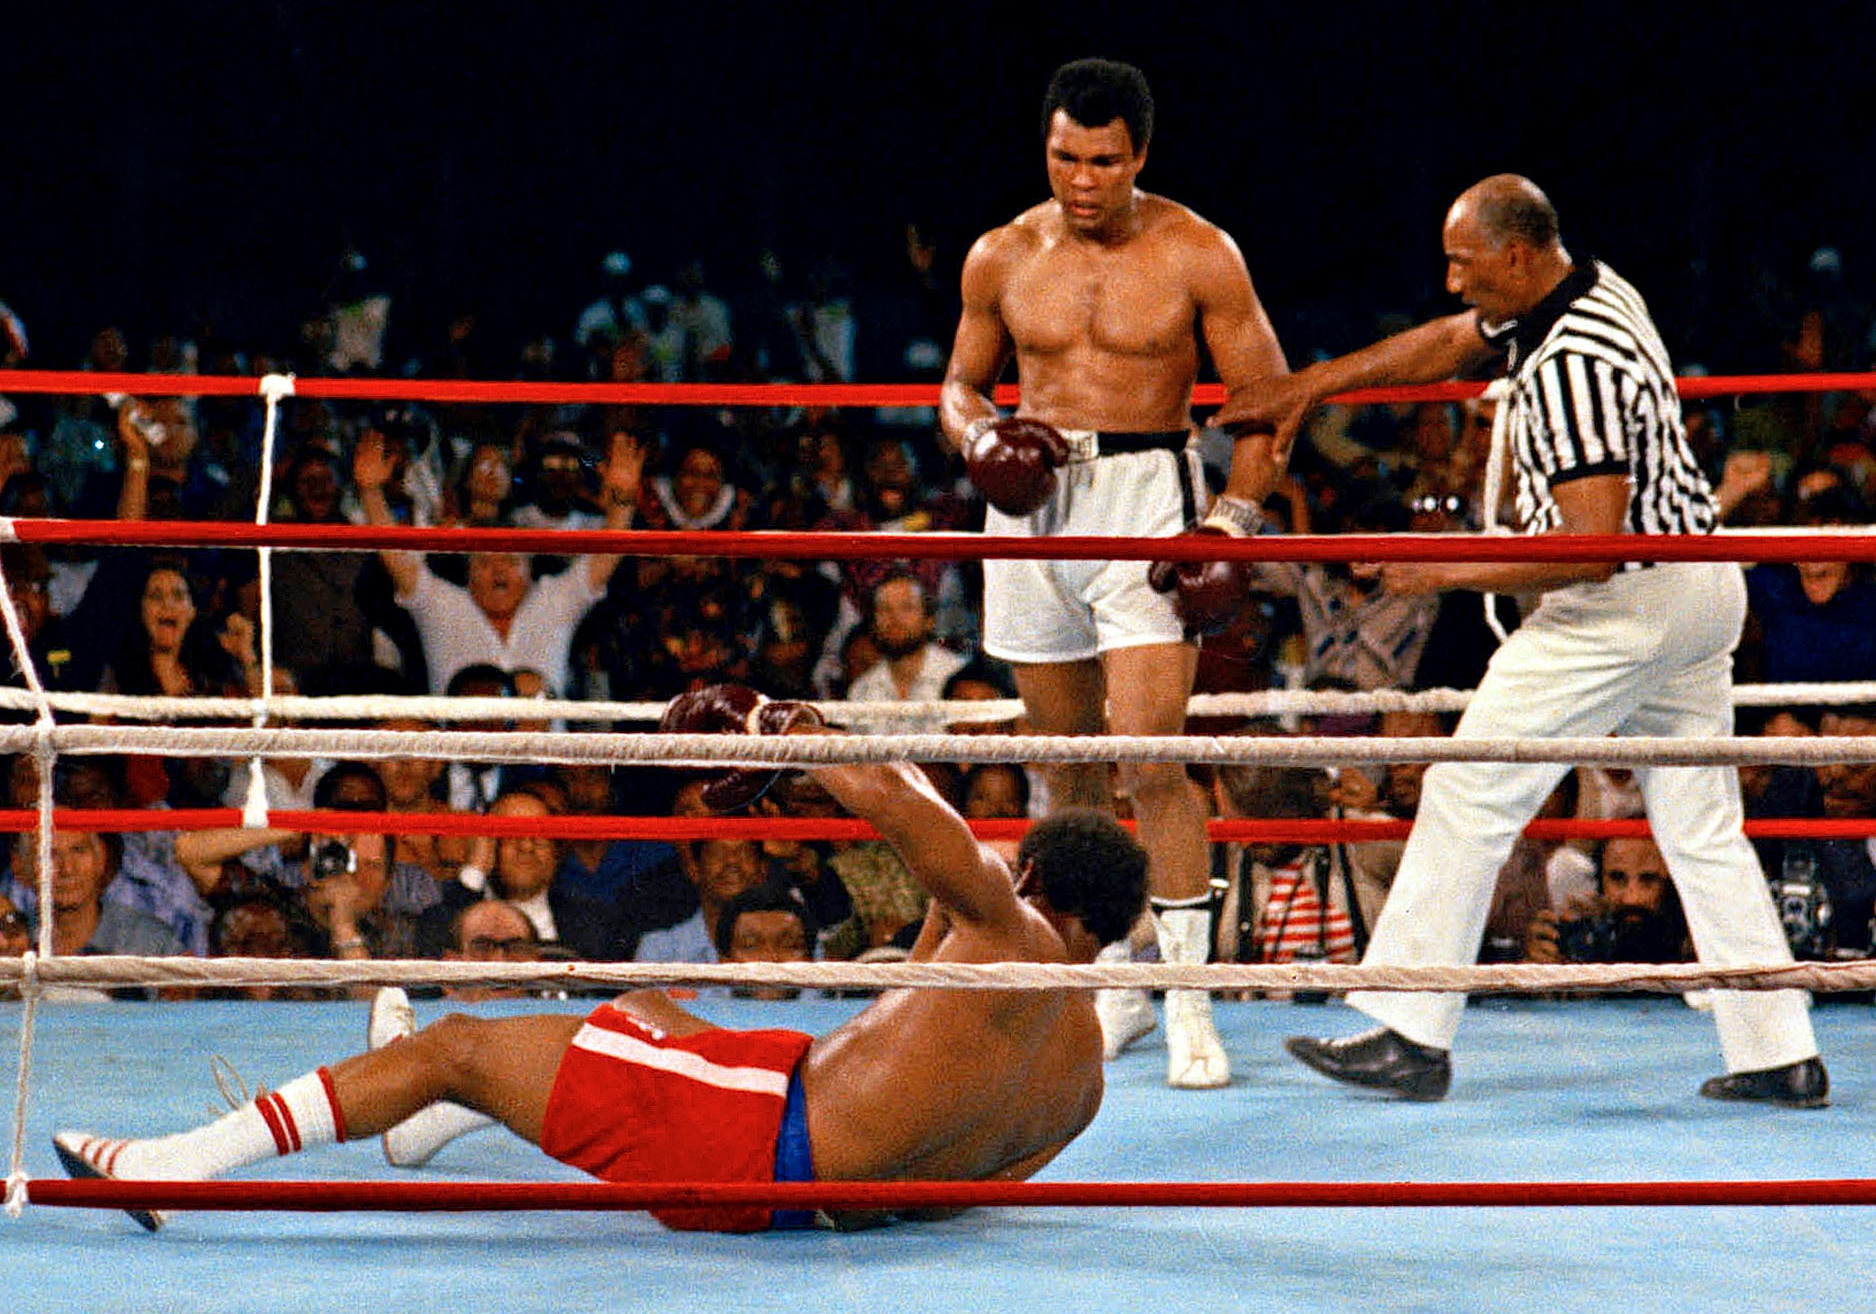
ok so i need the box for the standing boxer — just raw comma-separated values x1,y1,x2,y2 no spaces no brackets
940,57,1289,1088
1219,174,1827,1106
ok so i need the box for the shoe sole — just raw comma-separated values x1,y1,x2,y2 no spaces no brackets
1698,1086,1829,1110
53,1136,165,1233
1166,1064,1230,1090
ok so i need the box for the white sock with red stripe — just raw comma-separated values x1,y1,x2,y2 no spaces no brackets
113,1068,348,1180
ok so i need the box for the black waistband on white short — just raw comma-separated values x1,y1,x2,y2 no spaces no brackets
1093,430,1190,456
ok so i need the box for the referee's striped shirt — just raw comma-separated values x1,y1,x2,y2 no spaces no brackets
1480,260,1714,537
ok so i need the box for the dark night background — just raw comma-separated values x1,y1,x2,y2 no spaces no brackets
6,0,1872,373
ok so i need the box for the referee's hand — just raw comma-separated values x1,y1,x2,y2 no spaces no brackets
1354,561,1450,596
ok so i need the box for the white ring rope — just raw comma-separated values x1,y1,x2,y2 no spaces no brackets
0,953,1870,996
6,399,1872,1223
1,682,1868,731
0,724,1872,771
1478,377,1517,644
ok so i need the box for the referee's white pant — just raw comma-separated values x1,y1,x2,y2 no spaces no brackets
1349,560,1819,1074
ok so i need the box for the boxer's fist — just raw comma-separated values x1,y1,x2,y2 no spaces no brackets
660,684,765,737
963,416,1070,516
659,685,825,812
1149,525,1254,637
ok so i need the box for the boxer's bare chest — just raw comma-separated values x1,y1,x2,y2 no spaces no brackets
1000,236,1196,361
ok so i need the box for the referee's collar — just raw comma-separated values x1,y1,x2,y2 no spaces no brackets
1481,259,1600,367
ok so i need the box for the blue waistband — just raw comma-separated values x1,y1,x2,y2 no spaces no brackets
770,1065,816,1230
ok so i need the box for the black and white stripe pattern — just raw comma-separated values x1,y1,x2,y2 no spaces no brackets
1495,261,1714,537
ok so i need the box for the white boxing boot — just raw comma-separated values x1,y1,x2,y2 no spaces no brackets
1155,903,1229,1089
1093,939,1157,1059
52,1132,173,1233
54,1067,348,1232
369,987,495,1168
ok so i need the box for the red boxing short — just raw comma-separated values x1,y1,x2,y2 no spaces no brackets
539,1002,816,1232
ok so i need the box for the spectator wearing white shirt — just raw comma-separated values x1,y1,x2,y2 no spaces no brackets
843,572,968,735
352,427,644,696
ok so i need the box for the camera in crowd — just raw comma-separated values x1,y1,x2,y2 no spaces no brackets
308,839,358,883
1555,913,1626,963
1770,845,1833,960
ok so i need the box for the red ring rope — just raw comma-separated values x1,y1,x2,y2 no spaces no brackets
27,1175,1876,1212
7,366,1872,1228
11,520,1876,565
4,369,1873,405
1,809,1868,843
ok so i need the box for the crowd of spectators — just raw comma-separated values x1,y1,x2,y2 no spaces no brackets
0,236,1872,1000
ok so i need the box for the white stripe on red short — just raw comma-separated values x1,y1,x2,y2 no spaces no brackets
569,1024,789,1098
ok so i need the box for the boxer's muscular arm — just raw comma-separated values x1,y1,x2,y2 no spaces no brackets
897,1142,1072,1222
805,739,1022,931
939,230,1017,451
1192,225,1290,506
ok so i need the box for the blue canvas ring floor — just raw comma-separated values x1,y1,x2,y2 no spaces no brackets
6,992,1874,1314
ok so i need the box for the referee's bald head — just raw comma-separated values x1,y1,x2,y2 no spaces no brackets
1455,175,1560,251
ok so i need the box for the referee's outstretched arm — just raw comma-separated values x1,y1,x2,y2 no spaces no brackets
1213,312,1495,456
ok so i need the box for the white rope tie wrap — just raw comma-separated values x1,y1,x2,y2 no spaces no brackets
0,538,59,957
5,951,42,1221
1478,376,1515,644
244,374,297,827
30,731,54,955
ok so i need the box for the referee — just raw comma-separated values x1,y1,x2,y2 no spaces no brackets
1217,174,1827,1106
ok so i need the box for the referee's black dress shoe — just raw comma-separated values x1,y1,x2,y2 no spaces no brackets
1284,1027,1452,1102
1698,1057,1829,1109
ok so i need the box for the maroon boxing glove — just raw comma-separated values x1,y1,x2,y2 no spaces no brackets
659,685,826,812
1148,496,1266,637
660,684,765,736
962,416,1072,516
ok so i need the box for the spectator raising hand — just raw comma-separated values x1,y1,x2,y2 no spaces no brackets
597,429,647,512
218,612,265,696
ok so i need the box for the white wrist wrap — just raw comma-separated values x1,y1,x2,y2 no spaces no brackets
961,416,998,461
1203,496,1265,537
744,695,773,737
